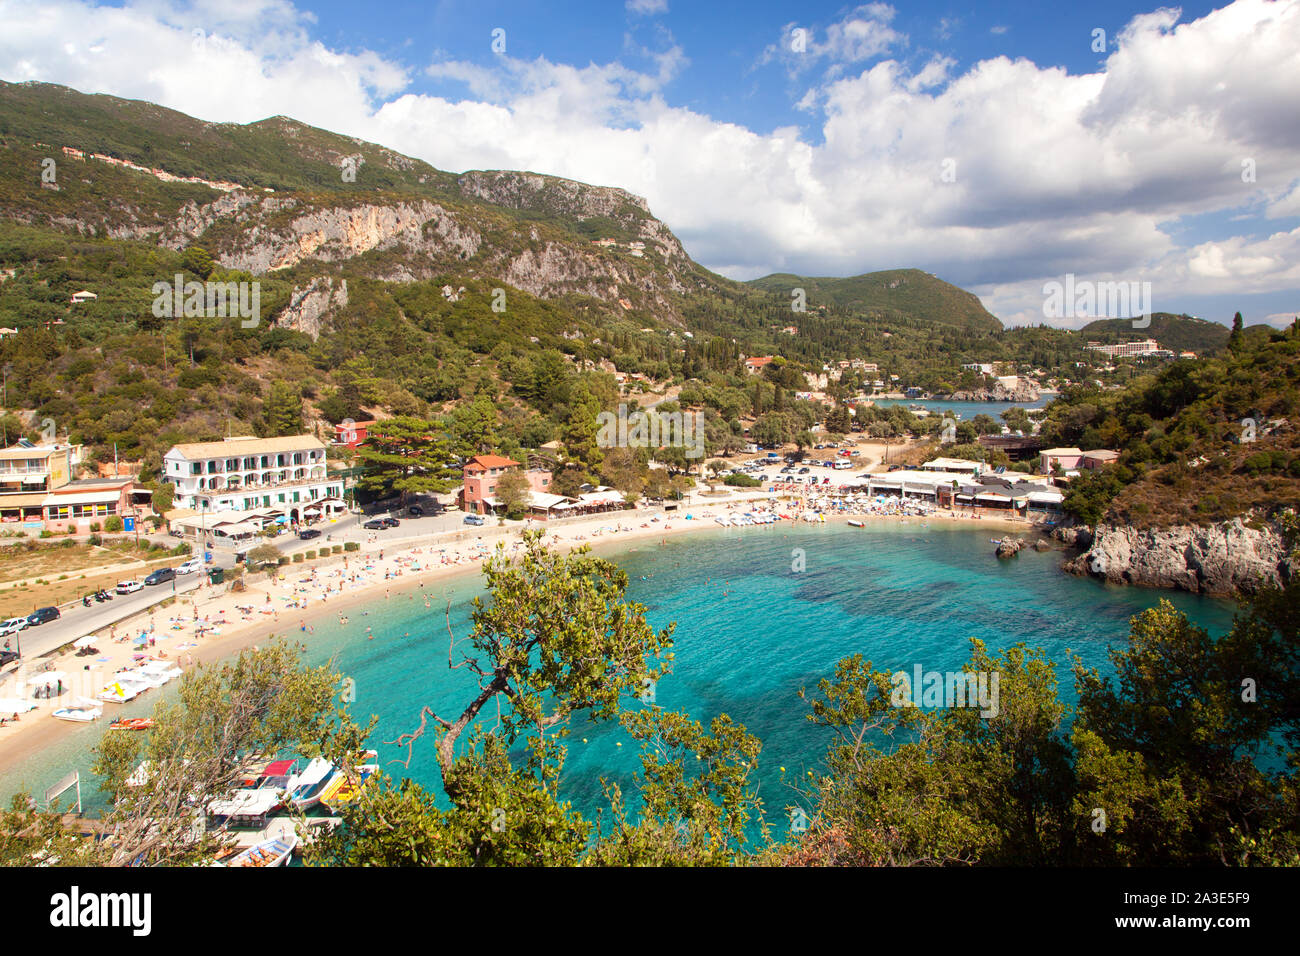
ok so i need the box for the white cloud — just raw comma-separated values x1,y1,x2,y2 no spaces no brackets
626,0,668,14
0,0,1297,329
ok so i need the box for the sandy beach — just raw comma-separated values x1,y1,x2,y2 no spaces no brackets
0,494,1036,776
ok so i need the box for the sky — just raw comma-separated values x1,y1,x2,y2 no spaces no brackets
0,0,1297,329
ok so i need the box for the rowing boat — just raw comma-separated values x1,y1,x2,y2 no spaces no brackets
225,834,296,868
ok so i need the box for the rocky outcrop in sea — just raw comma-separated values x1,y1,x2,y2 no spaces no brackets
1062,518,1294,596
946,381,1041,402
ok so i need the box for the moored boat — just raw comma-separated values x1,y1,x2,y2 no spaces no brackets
109,717,156,731
224,833,297,868
287,757,337,812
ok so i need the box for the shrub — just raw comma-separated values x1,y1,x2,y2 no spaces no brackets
344,541,360,552
89,522,101,533
304,550,317,560
103,516,124,533
332,545,343,555
293,553,304,563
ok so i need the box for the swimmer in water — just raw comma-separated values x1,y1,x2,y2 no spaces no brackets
366,626,373,640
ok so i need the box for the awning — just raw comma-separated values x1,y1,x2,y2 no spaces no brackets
262,759,296,777
29,671,67,688
213,521,260,537
208,788,283,818
0,493,49,507
73,635,98,649
43,490,121,506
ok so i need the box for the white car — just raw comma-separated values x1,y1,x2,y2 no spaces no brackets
0,617,28,633
116,579,144,595
175,558,202,575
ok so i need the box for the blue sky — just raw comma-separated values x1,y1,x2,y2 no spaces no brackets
0,0,1296,328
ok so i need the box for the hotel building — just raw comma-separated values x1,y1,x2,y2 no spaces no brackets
162,435,346,523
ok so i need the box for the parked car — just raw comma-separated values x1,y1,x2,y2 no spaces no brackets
362,519,386,530
0,617,28,634
176,558,203,575
116,579,144,595
798,467,810,474
379,517,400,528
407,505,424,517
26,606,60,626
463,514,486,526
0,648,18,668
143,568,176,586
298,528,322,540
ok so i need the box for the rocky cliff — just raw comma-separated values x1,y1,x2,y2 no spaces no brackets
1063,518,1294,596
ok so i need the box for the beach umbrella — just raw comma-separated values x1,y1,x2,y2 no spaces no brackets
73,635,97,650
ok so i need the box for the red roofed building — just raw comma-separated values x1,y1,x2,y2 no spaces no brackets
331,420,374,449
459,455,553,514
744,356,774,374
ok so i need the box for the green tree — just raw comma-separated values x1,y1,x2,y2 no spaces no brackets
494,467,532,520
354,416,459,502
262,380,302,436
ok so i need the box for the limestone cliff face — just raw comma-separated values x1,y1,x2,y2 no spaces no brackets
1063,518,1294,596
107,175,700,324
278,276,349,338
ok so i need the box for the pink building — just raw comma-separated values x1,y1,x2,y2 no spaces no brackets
1040,448,1084,474
459,455,553,515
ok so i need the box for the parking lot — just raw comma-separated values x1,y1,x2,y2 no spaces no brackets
728,446,869,490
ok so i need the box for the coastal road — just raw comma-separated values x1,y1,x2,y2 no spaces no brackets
3,557,238,665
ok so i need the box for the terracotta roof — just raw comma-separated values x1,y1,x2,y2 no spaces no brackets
464,455,520,472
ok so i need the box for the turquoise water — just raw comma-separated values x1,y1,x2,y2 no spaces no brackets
873,397,1051,420
1,523,1238,833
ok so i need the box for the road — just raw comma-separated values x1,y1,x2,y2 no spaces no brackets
1,503,511,670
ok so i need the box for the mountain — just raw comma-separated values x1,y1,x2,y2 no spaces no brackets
0,80,732,329
746,268,1003,332
1077,313,1232,355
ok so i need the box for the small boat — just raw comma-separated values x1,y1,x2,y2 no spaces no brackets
53,697,103,722
847,519,864,527
225,834,297,868
320,766,376,811
320,752,379,812
287,757,337,812
109,717,156,731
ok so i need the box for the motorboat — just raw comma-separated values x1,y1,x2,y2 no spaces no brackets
109,717,156,731
287,757,337,812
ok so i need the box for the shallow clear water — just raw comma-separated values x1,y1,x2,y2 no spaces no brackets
1,523,1238,835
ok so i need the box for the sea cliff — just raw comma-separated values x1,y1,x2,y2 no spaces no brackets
1063,517,1294,596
